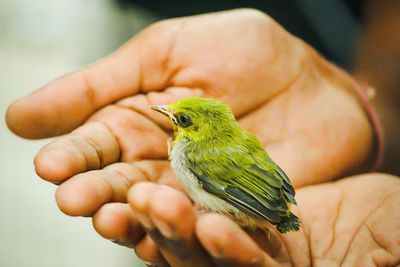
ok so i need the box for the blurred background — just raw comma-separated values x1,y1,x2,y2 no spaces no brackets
0,0,398,266
0,0,157,266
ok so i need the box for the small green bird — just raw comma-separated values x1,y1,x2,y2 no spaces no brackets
151,97,300,233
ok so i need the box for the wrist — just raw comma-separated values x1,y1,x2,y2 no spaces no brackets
324,63,383,171
342,77,383,171
306,46,383,173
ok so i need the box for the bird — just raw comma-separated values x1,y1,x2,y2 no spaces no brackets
150,97,300,233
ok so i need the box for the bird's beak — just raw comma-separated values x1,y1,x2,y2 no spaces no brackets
150,105,174,118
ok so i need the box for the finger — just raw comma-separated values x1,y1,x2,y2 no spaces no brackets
93,203,169,265
196,213,280,267
34,101,174,185
54,160,172,216
84,88,204,164
6,19,185,139
6,50,140,139
33,87,201,186
34,122,120,183
87,102,170,162
92,203,145,247
55,162,144,216
135,235,170,267
128,183,214,267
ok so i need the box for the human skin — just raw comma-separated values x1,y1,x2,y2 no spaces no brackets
125,173,400,266
5,9,389,266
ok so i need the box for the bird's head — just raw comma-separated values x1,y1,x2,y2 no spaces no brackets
150,97,239,141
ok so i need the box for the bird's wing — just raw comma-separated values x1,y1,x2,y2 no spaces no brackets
186,136,295,223
272,163,297,205
189,167,283,223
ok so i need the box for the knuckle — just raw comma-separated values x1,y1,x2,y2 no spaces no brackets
75,135,103,167
57,135,102,170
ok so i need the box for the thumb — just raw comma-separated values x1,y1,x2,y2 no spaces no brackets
5,20,182,139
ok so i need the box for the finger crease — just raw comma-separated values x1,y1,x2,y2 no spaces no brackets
81,71,99,110
111,168,135,192
57,138,100,170
131,163,154,182
91,120,122,162
79,135,104,168
100,173,116,202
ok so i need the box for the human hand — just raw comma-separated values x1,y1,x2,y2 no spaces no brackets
6,8,373,256
7,8,372,188
124,173,400,266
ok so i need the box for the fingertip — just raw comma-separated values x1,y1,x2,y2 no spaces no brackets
93,203,144,244
5,101,17,134
6,71,99,139
128,182,156,212
195,214,236,260
34,144,86,182
55,175,108,216
148,186,195,239
150,186,193,219
92,203,128,239
5,98,41,139
196,213,233,244
196,213,267,265
6,89,75,139
134,235,161,263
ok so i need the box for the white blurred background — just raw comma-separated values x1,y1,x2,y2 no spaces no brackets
0,0,159,266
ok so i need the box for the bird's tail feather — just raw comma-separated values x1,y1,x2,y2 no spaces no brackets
276,212,300,233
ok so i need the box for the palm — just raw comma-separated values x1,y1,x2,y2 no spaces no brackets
264,174,400,266
126,174,400,266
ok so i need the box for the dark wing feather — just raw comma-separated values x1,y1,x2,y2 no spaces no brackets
273,165,297,205
185,133,296,225
193,171,281,223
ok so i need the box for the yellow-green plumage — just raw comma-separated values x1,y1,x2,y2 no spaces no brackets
151,97,300,233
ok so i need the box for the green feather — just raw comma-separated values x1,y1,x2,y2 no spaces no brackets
186,131,292,224
161,97,300,232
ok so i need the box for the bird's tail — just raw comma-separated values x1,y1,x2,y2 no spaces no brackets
276,212,300,233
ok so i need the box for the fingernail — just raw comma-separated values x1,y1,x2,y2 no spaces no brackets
152,217,174,238
135,212,154,229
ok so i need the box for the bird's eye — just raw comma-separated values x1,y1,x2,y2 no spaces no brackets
177,114,192,128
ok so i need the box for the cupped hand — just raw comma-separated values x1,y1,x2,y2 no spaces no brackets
6,8,373,258
122,173,400,267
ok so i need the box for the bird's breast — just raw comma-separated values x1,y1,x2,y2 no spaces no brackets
169,141,238,214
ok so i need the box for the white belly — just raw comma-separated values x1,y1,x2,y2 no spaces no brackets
170,141,239,215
